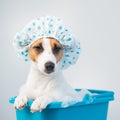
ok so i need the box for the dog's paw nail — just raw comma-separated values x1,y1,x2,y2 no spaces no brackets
14,106,17,109
39,108,43,112
30,108,34,113
20,105,25,109
30,107,37,113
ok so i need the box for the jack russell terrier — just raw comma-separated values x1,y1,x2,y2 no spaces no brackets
13,16,92,112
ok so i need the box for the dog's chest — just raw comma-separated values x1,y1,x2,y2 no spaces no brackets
28,77,54,93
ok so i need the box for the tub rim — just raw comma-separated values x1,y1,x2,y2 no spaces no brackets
9,89,114,109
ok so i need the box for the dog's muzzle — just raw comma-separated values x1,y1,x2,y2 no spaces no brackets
45,61,55,74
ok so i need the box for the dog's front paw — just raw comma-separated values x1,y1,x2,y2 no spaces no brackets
14,95,28,109
30,96,51,112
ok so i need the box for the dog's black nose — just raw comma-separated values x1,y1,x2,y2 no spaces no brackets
45,61,55,74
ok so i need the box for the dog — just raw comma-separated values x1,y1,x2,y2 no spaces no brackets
13,16,93,112
14,37,90,112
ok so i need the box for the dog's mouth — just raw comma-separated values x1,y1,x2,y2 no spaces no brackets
45,70,55,74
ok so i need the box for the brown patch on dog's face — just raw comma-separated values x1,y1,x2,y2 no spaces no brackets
29,38,44,62
49,37,63,63
29,37,63,63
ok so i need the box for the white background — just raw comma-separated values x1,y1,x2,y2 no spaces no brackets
0,0,120,120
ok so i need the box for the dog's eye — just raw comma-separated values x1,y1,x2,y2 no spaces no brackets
33,44,43,52
53,44,62,54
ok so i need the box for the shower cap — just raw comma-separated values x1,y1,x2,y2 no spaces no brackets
13,16,80,69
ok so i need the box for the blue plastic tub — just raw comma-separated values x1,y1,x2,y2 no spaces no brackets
9,89,114,120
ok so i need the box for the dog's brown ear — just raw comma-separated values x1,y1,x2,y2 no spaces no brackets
29,38,44,62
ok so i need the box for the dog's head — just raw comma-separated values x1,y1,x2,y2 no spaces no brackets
29,37,63,75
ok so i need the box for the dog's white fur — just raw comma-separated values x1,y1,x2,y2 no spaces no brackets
14,38,87,112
